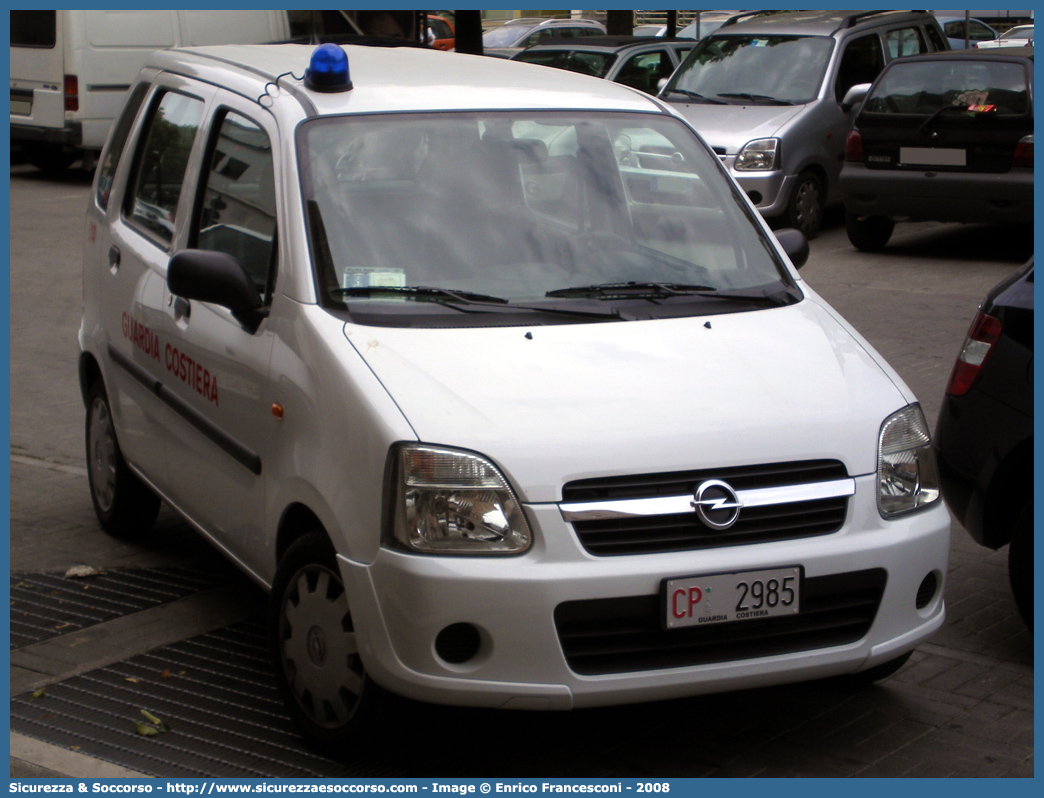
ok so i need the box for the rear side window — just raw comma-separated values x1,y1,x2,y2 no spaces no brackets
194,111,278,301
96,83,150,210
126,91,205,247
11,10,56,47
886,27,928,58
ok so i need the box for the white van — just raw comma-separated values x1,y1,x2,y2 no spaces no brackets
10,9,290,173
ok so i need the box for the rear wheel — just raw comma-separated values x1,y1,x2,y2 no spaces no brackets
1008,502,1032,630
22,142,79,175
85,380,160,538
845,211,894,252
269,532,391,753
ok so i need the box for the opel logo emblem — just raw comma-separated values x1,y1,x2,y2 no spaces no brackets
691,479,742,530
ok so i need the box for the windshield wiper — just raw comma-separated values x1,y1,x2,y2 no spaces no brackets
716,92,796,105
338,285,509,306
546,281,799,305
662,88,728,104
917,104,972,134
339,285,627,320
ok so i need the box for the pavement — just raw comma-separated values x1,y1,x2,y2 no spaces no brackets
7,161,1035,779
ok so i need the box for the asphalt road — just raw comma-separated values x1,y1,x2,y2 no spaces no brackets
8,160,1034,778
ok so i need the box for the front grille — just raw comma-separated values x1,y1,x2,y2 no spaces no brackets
563,460,850,556
554,569,886,676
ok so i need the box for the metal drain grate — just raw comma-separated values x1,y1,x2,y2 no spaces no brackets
10,620,405,777
10,567,238,650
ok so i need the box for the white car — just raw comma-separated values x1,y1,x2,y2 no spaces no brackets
975,24,1034,48
80,41,950,751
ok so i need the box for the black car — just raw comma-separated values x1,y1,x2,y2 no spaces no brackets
842,48,1033,251
934,259,1033,628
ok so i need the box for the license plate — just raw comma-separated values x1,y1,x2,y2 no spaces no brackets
11,97,31,116
664,566,801,629
900,147,966,167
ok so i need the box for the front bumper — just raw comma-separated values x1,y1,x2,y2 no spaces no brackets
340,475,949,710
842,164,1034,224
721,154,791,218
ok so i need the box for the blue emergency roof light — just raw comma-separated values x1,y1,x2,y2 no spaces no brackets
305,43,353,93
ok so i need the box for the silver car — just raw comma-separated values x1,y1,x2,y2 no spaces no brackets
660,10,949,237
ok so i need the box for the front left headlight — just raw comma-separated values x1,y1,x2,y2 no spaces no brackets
878,404,941,519
386,444,532,555
735,138,779,171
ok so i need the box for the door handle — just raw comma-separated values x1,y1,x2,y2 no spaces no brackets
169,294,191,320
108,245,120,271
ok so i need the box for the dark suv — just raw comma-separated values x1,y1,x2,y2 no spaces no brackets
934,259,1033,628
842,48,1033,251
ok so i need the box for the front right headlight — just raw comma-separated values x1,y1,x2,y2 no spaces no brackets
735,138,779,171
877,404,941,519
385,444,532,555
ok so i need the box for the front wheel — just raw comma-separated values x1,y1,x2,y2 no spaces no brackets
845,211,894,252
85,380,160,538
783,172,825,239
269,532,390,753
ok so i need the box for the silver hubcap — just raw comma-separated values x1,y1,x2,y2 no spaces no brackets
88,397,117,513
281,565,365,729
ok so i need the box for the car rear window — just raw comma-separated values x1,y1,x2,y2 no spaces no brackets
864,59,1030,115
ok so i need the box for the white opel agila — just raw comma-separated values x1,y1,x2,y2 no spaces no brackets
80,42,950,751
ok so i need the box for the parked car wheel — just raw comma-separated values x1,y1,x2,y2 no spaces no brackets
270,532,390,752
845,211,894,252
1008,501,1033,629
85,380,160,538
784,172,824,239
22,142,79,175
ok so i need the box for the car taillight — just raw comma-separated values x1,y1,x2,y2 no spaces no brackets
845,129,863,163
64,74,78,112
1012,134,1033,168
945,311,1003,396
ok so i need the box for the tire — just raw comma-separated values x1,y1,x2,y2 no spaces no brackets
85,380,161,538
1008,502,1032,630
845,211,894,252
783,172,825,239
269,532,390,753
22,142,79,176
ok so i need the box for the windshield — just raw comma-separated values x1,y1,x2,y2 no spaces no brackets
483,25,532,48
666,34,835,104
298,111,797,325
865,60,1030,115
999,25,1033,40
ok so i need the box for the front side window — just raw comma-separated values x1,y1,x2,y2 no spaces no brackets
127,91,204,246
835,34,885,102
194,111,277,301
665,35,835,105
615,51,674,94
96,82,150,210
299,111,799,326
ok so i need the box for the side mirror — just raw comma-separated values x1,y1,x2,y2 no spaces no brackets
168,249,267,332
774,228,809,269
840,82,872,113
